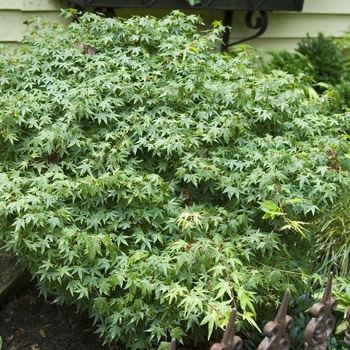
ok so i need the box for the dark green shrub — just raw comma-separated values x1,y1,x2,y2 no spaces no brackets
262,33,350,108
1,10,350,349
260,49,320,100
263,33,348,90
262,33,347,87
262,49,314,78
296,33,348,86
333,79,350,109
337,30,350,72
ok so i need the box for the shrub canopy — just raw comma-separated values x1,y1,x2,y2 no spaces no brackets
0,10,350,349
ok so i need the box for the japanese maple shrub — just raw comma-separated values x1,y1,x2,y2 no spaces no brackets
0,10,350,349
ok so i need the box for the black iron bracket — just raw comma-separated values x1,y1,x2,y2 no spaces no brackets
69,0,304,11
70,0,301,50
93,7,116,17
221,10,268,51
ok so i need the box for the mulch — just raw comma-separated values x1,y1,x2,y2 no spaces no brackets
0,285,120,350
0,285,213,350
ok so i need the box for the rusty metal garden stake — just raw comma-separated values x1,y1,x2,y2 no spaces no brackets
257,289,293,350
304,272,337,350
210,308,243,350
169,338,176,350
166,272,349,350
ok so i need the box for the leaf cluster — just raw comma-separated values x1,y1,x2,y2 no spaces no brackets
261,33,350,108
297,33,348,86
316,194,350,277
0,10,350,349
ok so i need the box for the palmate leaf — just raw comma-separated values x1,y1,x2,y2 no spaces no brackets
0,9,350,350
258,201,282,219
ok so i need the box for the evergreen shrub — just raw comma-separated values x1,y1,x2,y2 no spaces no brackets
262,33,350,104
1,10,350,349
296,33,348,87
261,49,314,78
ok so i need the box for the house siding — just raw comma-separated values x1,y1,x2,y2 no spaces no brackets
0,0,68,43
229,0,350,50
0,0,350,49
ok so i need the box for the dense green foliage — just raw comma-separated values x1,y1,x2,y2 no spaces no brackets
337,30,350,71
263,33,348,85
262,33,350,108
316,195,350,277
262,32,350,280
296,33,348,87
1,11,350,349
262,49,314,78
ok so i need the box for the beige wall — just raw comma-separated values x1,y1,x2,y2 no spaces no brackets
232,0,350,50
1,0,350,50
0,0,68,43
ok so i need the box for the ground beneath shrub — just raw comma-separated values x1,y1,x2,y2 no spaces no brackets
0,285,120,350
0,285,212,350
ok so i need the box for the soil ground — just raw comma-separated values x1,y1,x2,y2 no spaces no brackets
0,285,121,350
0,285,212,350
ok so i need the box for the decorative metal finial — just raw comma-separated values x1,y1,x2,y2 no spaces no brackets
169,338,176,350
344,307,350,350
257,289,293,350
304,272,338,350
210,308,243,350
